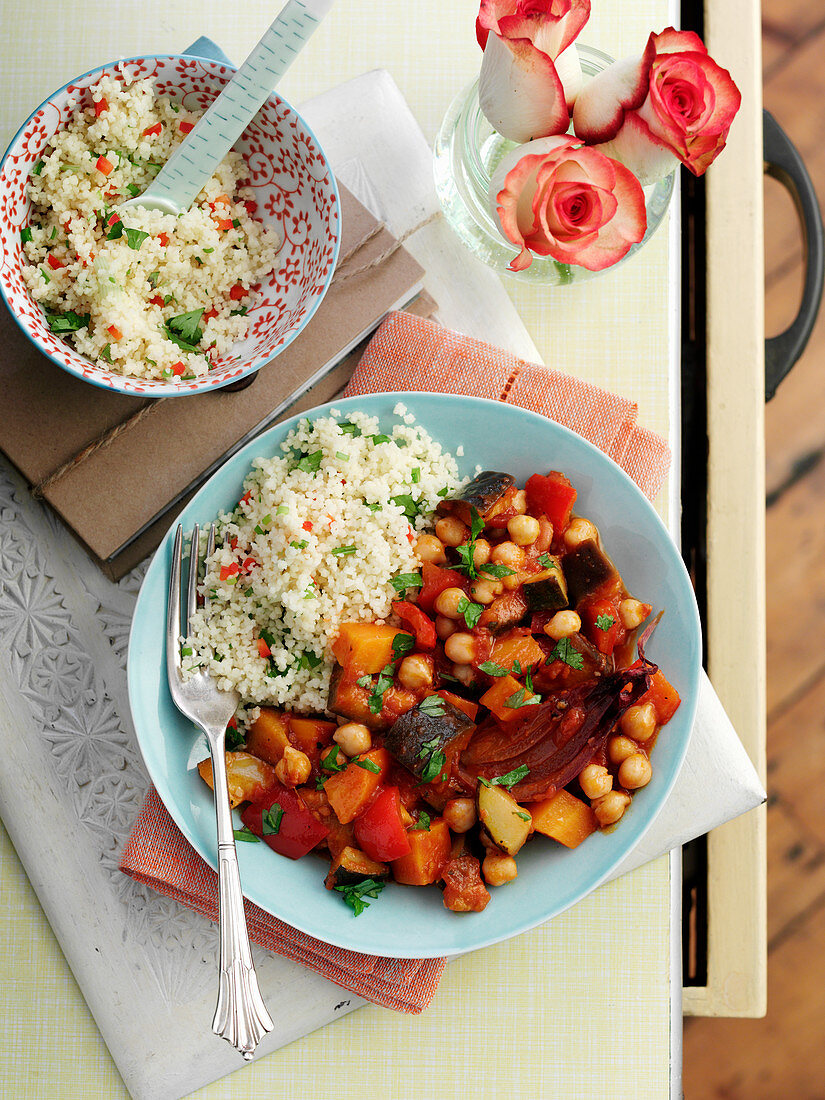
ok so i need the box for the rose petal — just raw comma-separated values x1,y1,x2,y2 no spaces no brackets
478,0,591,57
594,110,680,185
554,42,584,108
652,27,708,58
479,32,570,141
549,162,646,270
572,34,656,143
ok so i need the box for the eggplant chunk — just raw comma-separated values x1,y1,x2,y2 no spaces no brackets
438,471,516,525
477,783,531,856
325,845,389,889
479,589,529,633
384,698,475,781
563,539,620,606
523,560,568,611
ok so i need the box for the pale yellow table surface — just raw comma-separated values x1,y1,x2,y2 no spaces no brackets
0,1,688,1097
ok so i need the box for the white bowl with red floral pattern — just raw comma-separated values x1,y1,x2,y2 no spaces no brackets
0,54,340,396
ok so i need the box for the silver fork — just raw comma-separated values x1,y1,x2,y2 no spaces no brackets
167,522,274,1060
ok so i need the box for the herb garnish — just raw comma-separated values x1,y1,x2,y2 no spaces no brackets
391,633,415,661
478,764,531,789
20,227,32,245
339,422,361,437
261,804,284,836
100,343,113,363
479,562,516,579
548,637,585,669
106,219,124,240
233,827,260,842
391,494,422,522
456,595,483,629
411,810,431,831
164,308,204,350
290,539,309,550
124,227,149,250
390,572,423,594
331,545,357,556
454,508,485,578
44,308,90,334
539,553,557,570
595,613,615,630
371,434,391,445
504,686,541,709
418,696,446,718
353,758,381,774
418,735,447,783
478,659,508,677
334,877,385,916
295,449,323,474
320,745,346,774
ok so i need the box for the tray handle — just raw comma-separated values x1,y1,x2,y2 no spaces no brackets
763,109,824,401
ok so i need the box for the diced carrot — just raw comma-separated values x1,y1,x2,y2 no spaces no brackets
229,283,246,301
179,121,194,134
142,122,162,137
95,155,114,176
287,716,336,762
257,638,271,659
331,622,409,675
216,217,234,231
46,254,64,270
94,97,108,117
638,669,681,725
302,520,313,531
171,361,186,376
245,708,291,765
391,818,451,885
529,789,597,848
212,193,231,206
107,324,122,340
435,690,478,722
219,562,239,581
479,674,537,723
490,631,546,673
324,747,391,824
158,232,170,246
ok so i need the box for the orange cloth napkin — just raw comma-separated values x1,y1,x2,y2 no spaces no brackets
120,310,671,1015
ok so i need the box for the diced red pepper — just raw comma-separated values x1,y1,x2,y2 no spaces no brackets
257,638,271,658
579,597,627,656
46,254,64,270
179,121,194,134
95,155,114,176
417,561,469,613
240,490,253,506
94,97,109,117
107,324,122,340
142,122,162,137
229,283,246,301
391,600,437,650
149,295,164,306
158,232,170,246
241,556,257,572
229,536,238,550
302,520,313,532
203,307,218,320
107,213,120,226
525,471,577,534
171,361,186,377
219,561,240,581
216,217,234,232
240,787,329,860
353,787,411,862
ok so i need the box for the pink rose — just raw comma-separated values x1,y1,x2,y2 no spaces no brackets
490,135,647,271
477,0,591,142
572,28,742,184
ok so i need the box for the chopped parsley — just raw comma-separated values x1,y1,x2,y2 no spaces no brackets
411,810,431,831
456,595,483,629
297,650,323,671
295,449,323,474
391,494,421,522
478,764,531,789
165,308,204,350
32,160,44,175
353,757,381,774
233,827,260,843
339,422,361,437
100,343,113,363
225,723,245,750
290,539,308,550
44,308,90,334
595,613,615,630
334,877,386,916
357,662,396,714
418,695,446,718
390,572,422,594
478,659,508,677
516,811,531,822
454,508,485,578
479,562,515,579
548,637,584,669
106,219,124,240
539,553,557,570
418,735,447,783
39,267,51,283
126,183,141,197
124,227,149,250
261,804,284,836
20,227,32,245
320,745,346,773
147,270,160,288
391,632,415,660
504,686,540,709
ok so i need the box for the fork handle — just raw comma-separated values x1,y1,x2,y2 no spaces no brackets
208,740,274,1058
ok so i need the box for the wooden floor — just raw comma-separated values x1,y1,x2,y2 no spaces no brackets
683,3,825,1096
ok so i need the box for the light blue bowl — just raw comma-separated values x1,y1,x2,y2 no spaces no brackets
128,392,701,958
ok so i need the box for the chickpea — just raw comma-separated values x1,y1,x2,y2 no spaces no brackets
620,702,657,743
507,514,541,546
397,654,433,691
608,734,639,765
619,597,650,630
491,540,524,570
415,533,446,564
333,722,372,757
618,753,653,790
451,663,476,687
512,489,529,515
444,632,477,665
593,790,631,827
482,851,518,886
435,614,457,640
274,744,311,787
470,576,502,604
435,515,469,548
472,538,492,569
443,797,477,833
434,586,466,619
564,516,598,548
502,572,522,591
579,763,613,800
543,610,581,641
